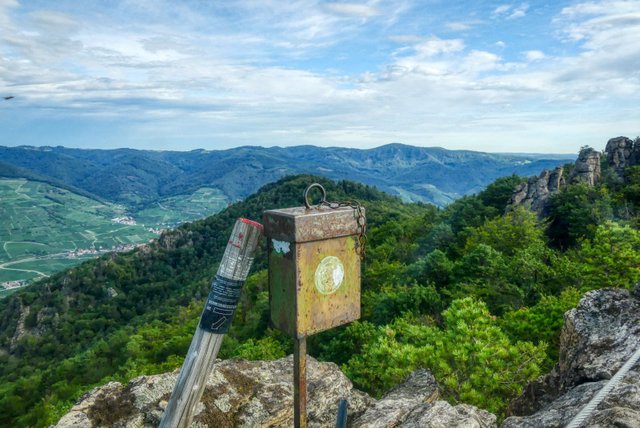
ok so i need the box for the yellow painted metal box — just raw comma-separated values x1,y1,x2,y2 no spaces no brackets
263,205,363,338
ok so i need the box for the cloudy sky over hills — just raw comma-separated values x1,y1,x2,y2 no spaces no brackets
0,0,638,152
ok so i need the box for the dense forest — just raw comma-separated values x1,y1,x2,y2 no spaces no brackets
0,144,569,207
1,144,639,427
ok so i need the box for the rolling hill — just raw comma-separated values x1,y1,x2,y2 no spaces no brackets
0,144,572,207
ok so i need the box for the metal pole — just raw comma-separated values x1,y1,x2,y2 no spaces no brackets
335,399,348,428
294,336,307,428
159,218,262,428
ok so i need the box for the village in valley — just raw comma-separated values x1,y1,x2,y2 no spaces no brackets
0,215,164,293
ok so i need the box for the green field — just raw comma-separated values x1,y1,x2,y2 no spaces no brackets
133,187,228,227
0,179,228,288
0,179,154,285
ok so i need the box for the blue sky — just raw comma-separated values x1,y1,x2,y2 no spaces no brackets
0,0,638,153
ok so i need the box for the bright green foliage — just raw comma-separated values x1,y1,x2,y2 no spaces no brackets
449,244,523,314
479,175,526,211
363,281,442,325
406,249,454,288
344,298,545,416
443,195,500,255
315,321,382,366
423,299,545,414
465,207,544,256
504,241,563,304
622,166,640,207
546,184,613,248
573,222,640,289
500,288,582,368
233,335,287,360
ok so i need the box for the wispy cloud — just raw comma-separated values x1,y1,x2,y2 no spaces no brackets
524,50,545,61
324,2,381,18
0,0,638,153
445,21,478,31
493,3,529,19
493,4,512,15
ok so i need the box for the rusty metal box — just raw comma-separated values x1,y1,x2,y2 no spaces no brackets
263,205,363,338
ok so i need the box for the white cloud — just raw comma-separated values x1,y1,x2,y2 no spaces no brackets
412,37,465,58
388,34,423,43
493,5,511,15
445,21,473,31
324,2,381,18
1,0,638,153
524,50,545,61
508,3,529,19
493,3,529,19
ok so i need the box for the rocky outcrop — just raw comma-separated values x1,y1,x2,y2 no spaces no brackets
351,369,496,428
605,136,639,174
508,167,564,215
56,356,372,428
352,369,439,427
508,146,603,216
569,147,601,186
56,357,495,427
9,300,29,352
503,285,640,427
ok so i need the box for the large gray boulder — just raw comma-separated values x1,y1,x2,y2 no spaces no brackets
503,285,640,427
605,136,638,174
55,356,372,428
352,369,496,428
569,147,601,186
55,357,496,427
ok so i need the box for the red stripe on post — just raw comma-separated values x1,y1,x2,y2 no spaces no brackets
240,218,263,230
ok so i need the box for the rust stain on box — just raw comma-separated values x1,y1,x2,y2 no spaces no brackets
264,205,363,338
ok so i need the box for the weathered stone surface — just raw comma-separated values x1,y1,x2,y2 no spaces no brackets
605,136,638,173
403,402,497,428
352,369,496,428
56,356,372,428
509,146,605,216
503,285,640,427
502,373,640,428
569,147,601,186
56,357,497,428
507,166,564,216
352,369,439,427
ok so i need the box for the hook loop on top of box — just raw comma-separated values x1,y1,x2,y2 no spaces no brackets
303,183,327,209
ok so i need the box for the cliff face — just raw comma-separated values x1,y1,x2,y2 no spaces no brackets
508,136,640,216
508,146,603,216
508,166,564,216
605,136,640,174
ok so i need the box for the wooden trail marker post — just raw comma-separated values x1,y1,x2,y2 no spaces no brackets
263,183,365,428
159,218,263,428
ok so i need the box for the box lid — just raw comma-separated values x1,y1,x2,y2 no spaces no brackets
263,205,364,243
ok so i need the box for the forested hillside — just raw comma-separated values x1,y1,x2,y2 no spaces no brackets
1,141,639,426
0,144,571,206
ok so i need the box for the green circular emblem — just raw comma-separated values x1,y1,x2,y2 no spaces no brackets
314,256,345,295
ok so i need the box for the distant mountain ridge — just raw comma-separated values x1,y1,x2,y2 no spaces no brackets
0,144,572,206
